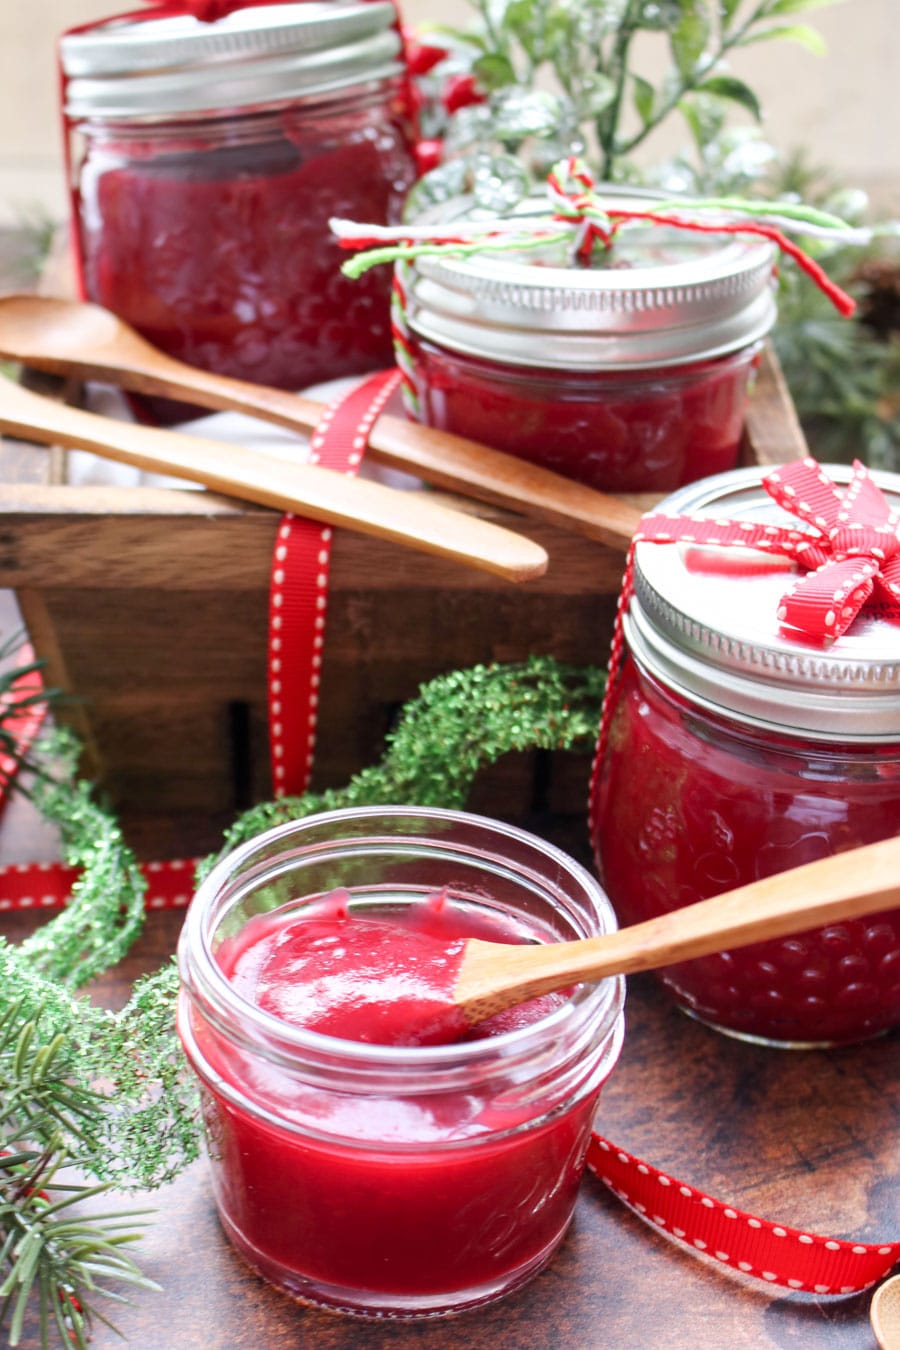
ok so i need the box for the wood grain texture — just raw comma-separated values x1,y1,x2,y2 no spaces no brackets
0,379,550,584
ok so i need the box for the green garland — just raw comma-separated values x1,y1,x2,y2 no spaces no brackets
2,656,606,1193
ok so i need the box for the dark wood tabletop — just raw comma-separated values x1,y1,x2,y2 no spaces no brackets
3,799,897,1350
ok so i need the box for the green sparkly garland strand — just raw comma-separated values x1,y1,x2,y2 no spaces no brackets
0,657,606,1191
19,732,147,989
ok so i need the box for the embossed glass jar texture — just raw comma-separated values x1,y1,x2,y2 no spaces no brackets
177,808,625,1318
60,3,417,400
591,466,900,1047
400,193,776,494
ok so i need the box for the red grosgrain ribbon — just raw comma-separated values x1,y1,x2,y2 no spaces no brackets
638,457,900,642
587,1135,900,1295
268,368,401,798
0,858,196,912
0,646,47,811
136,0,288,18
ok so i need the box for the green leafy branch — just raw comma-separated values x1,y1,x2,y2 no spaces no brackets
416,0,844,194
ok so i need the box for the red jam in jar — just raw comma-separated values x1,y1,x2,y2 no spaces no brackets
400,192,775,493
177,808,624,1318
591,465,900,1047
60,3,417,396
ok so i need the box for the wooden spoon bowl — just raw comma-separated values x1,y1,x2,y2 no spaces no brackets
872,1274,900,1350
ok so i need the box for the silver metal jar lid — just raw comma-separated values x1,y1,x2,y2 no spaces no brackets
61,2,402,120
627,464,900,740
403,191,777,371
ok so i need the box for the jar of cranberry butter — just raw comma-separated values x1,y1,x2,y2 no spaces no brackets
399,190,777,493
60,3,417,393
591,462,900,1047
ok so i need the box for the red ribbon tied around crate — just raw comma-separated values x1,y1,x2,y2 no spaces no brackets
638,456,900,642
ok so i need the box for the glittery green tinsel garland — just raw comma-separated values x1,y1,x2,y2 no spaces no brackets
0,657,606,1191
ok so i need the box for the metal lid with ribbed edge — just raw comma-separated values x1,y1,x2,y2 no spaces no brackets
403,190,777,371
627,464,900,740
61,2,402,119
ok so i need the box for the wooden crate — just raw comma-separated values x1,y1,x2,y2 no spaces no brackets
0,349,807,856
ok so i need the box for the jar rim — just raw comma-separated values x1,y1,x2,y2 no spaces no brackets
177,806,625,1077
61,2,403,119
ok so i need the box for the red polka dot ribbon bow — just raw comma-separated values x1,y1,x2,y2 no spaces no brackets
136,0,296,19
638,457,900,643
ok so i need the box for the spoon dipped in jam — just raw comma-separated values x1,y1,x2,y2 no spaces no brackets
230,835,900,1047
0,293,643,552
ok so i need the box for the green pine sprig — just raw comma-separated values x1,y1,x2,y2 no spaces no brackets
0,1007,157,1349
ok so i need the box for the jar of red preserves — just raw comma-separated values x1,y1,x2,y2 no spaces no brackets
398,191,776,494
177,807,624,1317
60,3,417,395
591,464,900,1047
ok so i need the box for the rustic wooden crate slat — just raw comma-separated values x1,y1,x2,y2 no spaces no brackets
0,347,808,856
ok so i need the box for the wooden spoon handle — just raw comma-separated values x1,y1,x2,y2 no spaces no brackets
456,834,900,1021
169,367,644,549
43,328,644,552
0,379,548,583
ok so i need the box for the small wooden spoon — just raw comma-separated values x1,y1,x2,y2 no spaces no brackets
0,377,548,583
871,1274,900,1350
0,294,643,552
455,835,900,1027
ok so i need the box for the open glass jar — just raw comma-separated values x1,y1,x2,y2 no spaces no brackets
177,807,624,1318
591,465,900,1047
60,3,417,396
399,191,776,493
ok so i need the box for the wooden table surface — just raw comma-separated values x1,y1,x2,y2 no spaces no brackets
3,800,896,1350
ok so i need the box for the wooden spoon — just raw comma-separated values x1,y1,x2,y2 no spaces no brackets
455,835,900,1026
871,1274,900,1350
0,377,548,583
0,293,643,552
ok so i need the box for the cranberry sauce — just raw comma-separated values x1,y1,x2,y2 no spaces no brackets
594,654,900,1045
407,339,760,494
222,886,563,1046
183,891,607,1313
76,100,415,397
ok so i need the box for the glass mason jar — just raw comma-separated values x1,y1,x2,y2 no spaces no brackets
177,807,625,1319
399,191,776,494
60,3,417,398
591,466,900,1048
